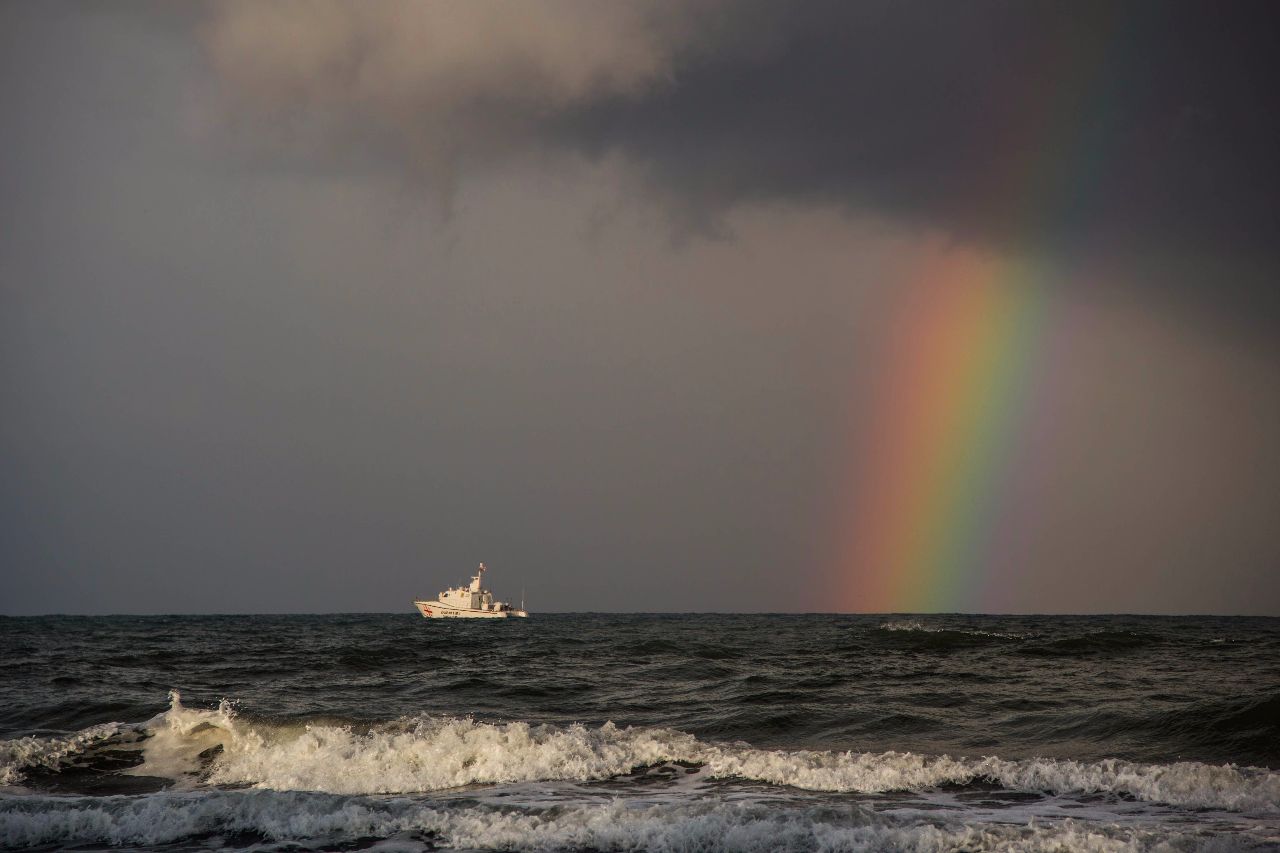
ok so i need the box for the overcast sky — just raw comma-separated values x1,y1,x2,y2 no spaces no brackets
3,1,1278,614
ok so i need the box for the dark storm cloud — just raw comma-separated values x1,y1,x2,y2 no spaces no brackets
206,1,1280,265
560,2,1280,258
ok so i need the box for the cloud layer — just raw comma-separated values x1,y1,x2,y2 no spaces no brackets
204,1,1280,271
202,0,712,188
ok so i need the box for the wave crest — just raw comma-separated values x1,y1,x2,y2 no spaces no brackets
0,792,1266,852
5,694,1277,814
876,621,1028,642
0,722,123,787
702,747,1278,813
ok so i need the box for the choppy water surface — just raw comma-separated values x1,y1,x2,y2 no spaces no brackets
1,614,1277,851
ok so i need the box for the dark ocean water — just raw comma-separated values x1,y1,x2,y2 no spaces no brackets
1,613,1277,851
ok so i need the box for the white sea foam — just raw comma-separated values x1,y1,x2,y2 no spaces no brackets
702,747,1280,813
878,620,1030,640
880,620,932,632
132,693,702,794
8,694,1280,816
0,722,123,787
1,791,1269,851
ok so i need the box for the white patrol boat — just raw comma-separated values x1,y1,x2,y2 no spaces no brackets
413,563,528,619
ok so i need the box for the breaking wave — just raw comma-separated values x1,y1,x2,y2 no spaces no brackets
4,791,1276,852
2,693,1276,815
0,722,124,787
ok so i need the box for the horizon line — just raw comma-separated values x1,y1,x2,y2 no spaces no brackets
1,610,1275,618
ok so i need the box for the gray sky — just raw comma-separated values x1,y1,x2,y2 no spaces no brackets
2,2,1278,614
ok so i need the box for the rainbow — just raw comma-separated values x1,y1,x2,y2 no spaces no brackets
835,249,1050,612
830,5,1126,613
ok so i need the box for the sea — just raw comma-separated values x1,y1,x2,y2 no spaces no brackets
0,614,1277,851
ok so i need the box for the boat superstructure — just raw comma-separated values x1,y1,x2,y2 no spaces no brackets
413,563,528,619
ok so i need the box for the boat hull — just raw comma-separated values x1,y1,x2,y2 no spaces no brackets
413,600,527,619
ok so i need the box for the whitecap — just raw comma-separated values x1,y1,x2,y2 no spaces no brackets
2,791,1270,851
6,694,1278,816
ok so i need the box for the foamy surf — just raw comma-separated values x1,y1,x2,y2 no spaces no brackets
877,620,1032,640
4,693,1277,815
0,722,124,787
1,790,1274,852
